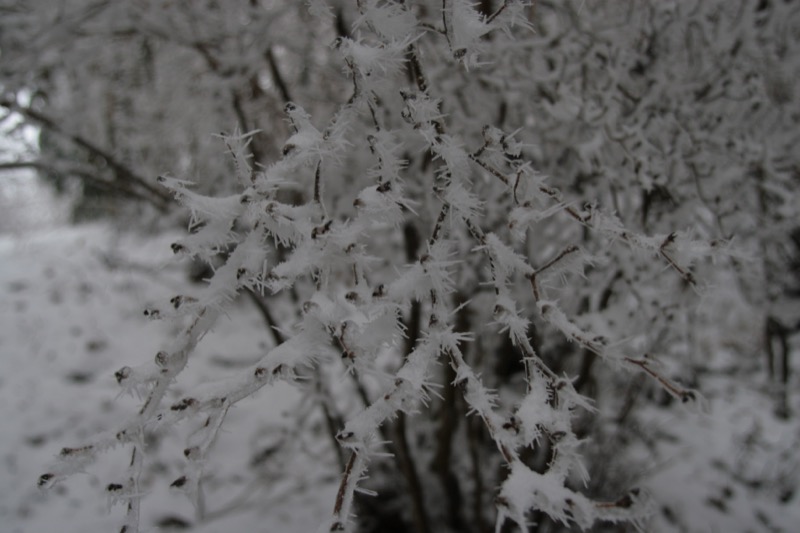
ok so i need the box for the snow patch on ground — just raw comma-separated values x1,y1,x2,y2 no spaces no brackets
0,225,336,532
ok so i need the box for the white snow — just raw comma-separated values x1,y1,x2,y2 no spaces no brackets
0,225,337,532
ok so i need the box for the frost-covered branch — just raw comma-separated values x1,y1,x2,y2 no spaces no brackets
28,1,778,532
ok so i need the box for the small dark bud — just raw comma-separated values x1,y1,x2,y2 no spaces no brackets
170,398,198,411
154,351,169,367
183,447,200,460
311,220,332,239
60,445,92,456
170,476,187,488
170,243,185,254
170,295,196,309
336,431,355,442
615,493,634,508
377,181,392,193
38,473,55,487
115,366,132,384
502,416,520,434
107,483,124,492
372,284,386,298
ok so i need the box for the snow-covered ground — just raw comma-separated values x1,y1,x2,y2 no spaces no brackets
0,220,797,532
0,225,337,533
639,357,800,533
0,170,71,235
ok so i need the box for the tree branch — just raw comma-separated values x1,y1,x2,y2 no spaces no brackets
0,100,171,209
0,160,164,206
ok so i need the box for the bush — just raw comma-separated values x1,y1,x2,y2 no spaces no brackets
5,1,797,532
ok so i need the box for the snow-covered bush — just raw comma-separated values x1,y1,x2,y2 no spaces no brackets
4,0,798,532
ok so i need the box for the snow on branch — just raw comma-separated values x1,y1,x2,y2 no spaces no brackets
33,2,738,532
496,462,652,532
